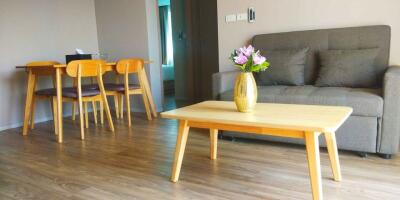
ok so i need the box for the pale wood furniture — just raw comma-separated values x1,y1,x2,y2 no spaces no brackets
23,61,93,134
104,59,156,127
62,60,114,139
17,60,156,143
71,78,101,125
161,101,352,200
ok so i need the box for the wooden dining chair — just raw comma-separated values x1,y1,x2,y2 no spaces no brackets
104,59,152,127
28,61,102,132
61,60,114,139
71,78,103,125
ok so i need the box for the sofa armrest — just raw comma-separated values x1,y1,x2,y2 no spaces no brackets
212,71,239,99
380,66,400,154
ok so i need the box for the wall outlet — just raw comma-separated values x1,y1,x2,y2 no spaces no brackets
225,14,237,23
237,13,247,21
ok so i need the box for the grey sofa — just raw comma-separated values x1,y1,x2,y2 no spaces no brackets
213,25,400,158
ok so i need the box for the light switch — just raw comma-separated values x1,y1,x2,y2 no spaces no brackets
225,14,237,23
237,13,247,21
248,7,256,23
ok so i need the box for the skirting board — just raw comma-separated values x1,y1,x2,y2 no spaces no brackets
0,107,162,132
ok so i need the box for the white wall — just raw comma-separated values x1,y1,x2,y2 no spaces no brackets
0,0,99,130
95,0,163,112
217,0,400,72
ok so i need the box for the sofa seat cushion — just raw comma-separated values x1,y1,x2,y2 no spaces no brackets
220,86,383,117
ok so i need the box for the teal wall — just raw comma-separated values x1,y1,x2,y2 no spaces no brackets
158,0,170,6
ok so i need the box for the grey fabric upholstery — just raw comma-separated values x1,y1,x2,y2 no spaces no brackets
35,87,100,98
252,25,390,85
223,115,378,153
35,88,56,96
212,26,399,155
256,48,308,86
380,66,400,154
104,83,140,92
220,86,383,117
316,49,380,87
212,70,239,99
82,84,99,90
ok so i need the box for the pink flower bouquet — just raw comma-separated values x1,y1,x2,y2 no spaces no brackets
230,45,270,72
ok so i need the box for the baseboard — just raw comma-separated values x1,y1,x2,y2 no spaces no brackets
0,113,73,132
0,116,53,132
0,107,162,132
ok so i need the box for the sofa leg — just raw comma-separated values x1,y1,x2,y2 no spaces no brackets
357,152,368,158
378,154,393,159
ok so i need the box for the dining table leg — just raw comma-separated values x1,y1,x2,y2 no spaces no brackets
141,68,157,118
22,69,36,136
56,68,63,143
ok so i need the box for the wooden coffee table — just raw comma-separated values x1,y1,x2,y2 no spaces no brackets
161,101,352,200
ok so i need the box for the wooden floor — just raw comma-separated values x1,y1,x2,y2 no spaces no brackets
0,113,399,200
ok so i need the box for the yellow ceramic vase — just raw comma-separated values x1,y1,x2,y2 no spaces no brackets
234,72,258,113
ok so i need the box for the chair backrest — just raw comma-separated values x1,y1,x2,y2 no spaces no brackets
66,60,107,78
116,59,144,74
26,61,60,76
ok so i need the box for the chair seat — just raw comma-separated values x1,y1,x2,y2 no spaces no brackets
104,83,140,92
35,87,100,98
82,84,99,90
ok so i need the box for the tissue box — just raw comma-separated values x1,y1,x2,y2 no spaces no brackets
66,54,92,64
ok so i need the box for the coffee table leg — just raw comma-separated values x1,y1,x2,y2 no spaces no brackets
171,120,190,182
305,131,323,200
324,132,342,181
209,129,218,160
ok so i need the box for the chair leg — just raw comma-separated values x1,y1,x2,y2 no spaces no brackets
30,95,37,130
114,95,119,119
125,94,132,127
52,97,58,135
84,102,89,129
72,102,76,120
78,98,85,140
92,101,98,125
119,96,124,119
100,100,104,125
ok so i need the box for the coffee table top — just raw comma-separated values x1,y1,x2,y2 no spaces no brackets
161,101,352,132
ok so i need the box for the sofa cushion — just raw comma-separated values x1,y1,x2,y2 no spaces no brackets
255,48,308,86
315,48,379,88
220,86,383,117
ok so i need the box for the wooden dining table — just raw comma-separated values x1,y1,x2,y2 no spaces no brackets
16,61,156,143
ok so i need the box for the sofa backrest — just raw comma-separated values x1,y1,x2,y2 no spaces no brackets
252,25,391,85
